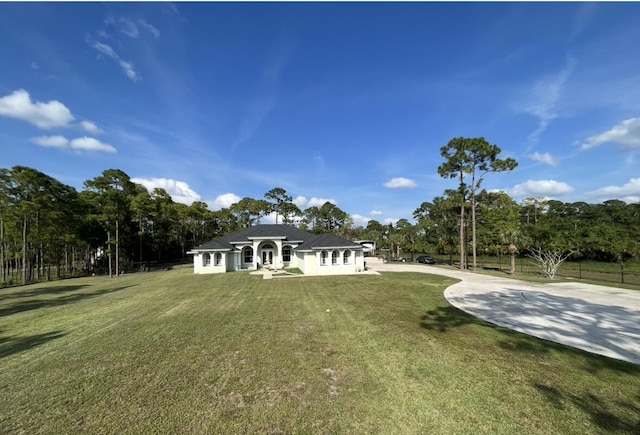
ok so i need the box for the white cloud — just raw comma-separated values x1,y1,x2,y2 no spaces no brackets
31,135,116,153
383,177,417,189
132,177,202,205
293,195,308,208
383,217,399,225
509,179,574,198
92,41,138,82
31,135,69,148
208,193,241,211
0,89,75,129
139,19,160,38
261,211,277,224
370,210,383,215
80,120,104,135
585,178,640,203
581,118,640,150
350,214,370,226
527,151,558,166
307,197,337,208
69,137,117,153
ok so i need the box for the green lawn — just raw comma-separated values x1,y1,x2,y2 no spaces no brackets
1,270,639,434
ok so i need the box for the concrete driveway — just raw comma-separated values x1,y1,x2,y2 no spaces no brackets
367,258,640,365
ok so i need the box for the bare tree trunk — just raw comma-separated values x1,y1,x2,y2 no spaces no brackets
22,213,28,284
107,230,113,278
508,244,517,275
115,220,119,277
459,174,466,270
0,212,4,285
471,195,477,271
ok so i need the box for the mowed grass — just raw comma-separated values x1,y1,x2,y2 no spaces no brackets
1,270,639,434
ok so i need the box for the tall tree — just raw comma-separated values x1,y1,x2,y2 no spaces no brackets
438,137,517,270
229,198,270,228
264,187,293,225
83,169,136,277
303,202,351,234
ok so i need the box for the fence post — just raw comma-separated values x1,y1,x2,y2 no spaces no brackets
579,261,582,280
621,261,625,284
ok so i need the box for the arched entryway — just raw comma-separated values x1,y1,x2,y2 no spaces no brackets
260,243,277,268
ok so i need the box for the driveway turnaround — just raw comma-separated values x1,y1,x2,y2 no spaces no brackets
368,258,640,365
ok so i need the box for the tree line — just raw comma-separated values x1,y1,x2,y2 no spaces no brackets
0,167,354,285
1,137,638,285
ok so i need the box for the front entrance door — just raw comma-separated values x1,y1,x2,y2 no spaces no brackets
262,250,274,267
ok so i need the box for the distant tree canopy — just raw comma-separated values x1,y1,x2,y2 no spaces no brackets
1,164,638,286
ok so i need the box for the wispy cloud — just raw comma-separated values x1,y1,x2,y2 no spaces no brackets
139,20,160,38
517,58,575,147
527,151,558,166
118,17,139,38
581,118,640,150
232,39,296,149
383,177,417,189
570,3,598,42
370,210,383,216
0,89,74,129
92,41,139,82
132,177,201,205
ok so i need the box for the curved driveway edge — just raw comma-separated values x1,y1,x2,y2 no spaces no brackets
367,258,640,365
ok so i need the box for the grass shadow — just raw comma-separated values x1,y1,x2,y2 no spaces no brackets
0,285,132,317
0,285,89,302
0,329,66,358
534,383,640,433
419,305,478,332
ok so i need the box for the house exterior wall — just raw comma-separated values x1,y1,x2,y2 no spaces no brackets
302,249,365,276
192,248,364,276
193,251,227,274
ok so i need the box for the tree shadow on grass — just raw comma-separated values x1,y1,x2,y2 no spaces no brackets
0,285,132,317
0,329,66,358
534,383,640,433
419,305,481,332
0,285,89,302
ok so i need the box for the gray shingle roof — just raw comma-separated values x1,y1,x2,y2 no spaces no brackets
193,224,363,252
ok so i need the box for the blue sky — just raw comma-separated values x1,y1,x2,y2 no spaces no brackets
1,2,640,226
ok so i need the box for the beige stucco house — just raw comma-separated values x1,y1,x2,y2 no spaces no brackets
188,224,365,276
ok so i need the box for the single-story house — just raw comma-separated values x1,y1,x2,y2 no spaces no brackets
187,224,365,276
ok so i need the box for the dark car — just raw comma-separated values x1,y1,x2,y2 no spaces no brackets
384,257,407,263
416,255,436,264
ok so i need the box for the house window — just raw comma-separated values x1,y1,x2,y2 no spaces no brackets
343,250,351,265
214,252,222,266
321,250,328,266
262,243,273,249
243,247,253,263
202,253,211,267
331,250,339,265
282,246,291,262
